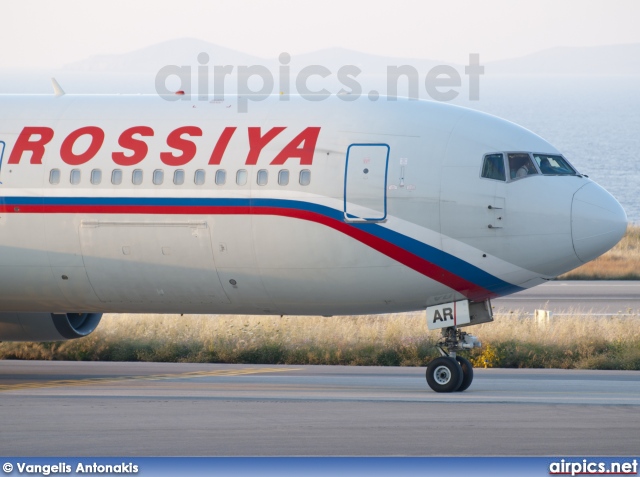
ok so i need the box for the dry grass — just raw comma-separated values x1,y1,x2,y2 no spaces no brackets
1,311,639,369
560,225,640,279
0,313,436,366
468,313,640,369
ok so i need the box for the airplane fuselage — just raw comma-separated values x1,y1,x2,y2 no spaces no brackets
0,94,627,318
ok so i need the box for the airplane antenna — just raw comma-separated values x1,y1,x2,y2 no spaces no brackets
51,78,65,97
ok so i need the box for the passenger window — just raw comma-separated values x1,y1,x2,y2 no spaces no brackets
533,154,576,176
194,169,205,185
91,169,102,185
508,153,538,180
111,169,123,185
153,169,164,185
49,169,60,185
215,169,226,185
236,169,247,186
299,169,311,186
70,169,81,185
481,154,505,181
132,169,143,185
278,169,289,186
173,169,185,185
257,169,268,186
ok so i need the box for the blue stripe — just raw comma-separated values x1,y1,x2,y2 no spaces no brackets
358,223,523,296
4,196,523,296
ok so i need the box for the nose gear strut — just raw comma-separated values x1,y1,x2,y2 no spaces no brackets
424,299,491,393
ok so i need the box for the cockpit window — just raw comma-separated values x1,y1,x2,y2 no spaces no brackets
533,154,576,175
481,153,506,181
508,153,538,180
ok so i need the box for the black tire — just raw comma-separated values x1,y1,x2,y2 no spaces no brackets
454,355,474,392
426,357,463,393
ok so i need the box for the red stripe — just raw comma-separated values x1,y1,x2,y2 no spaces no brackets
253,206,492,300
1,203,494,300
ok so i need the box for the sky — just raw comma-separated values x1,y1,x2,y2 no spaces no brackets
2,0,639,68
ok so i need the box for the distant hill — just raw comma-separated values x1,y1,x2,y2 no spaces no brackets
61,38,640,76
2,39,637,95
62,39,452,75
486,43,640,76
63,38,268,72
286,46,450,74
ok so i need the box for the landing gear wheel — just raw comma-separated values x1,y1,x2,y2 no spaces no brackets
426,357,463,393
454,355,474,392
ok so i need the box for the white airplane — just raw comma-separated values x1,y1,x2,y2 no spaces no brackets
0,88,627,392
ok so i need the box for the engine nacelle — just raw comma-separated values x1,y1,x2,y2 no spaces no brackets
0,312,103,341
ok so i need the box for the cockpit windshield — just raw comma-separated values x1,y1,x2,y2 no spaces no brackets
532,154,577,176
508,153,538,180
481,153,506,181
481,152,579,183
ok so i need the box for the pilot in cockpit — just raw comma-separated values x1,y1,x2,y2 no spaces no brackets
515,158,531,178
539,157,554,174
509,153,537,179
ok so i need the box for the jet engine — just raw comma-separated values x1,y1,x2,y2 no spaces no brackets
0,312,102,341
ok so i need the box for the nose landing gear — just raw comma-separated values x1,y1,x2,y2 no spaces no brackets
425,327,481,393
425,299,492,392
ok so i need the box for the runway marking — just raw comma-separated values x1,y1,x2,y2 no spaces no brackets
0,367,299,392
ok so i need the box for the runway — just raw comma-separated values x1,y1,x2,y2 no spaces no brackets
492,280,640,314
1,361,639,456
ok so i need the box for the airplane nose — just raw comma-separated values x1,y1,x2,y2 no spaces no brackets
571,182,627,263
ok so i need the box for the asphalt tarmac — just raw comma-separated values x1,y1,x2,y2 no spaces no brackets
1,361,639,456
2,281,639,456
492,280,640,314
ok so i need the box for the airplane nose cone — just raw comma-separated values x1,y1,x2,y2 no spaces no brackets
571,182,627,263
